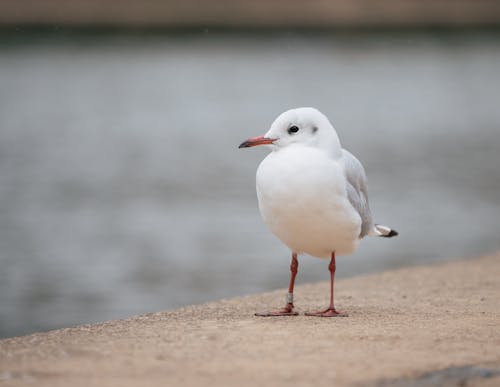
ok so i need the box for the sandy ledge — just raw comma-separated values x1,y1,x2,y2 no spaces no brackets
1,253,499,387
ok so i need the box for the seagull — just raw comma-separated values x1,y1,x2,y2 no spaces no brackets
239,107,398,317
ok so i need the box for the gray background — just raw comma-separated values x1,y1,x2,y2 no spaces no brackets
1,31,499,338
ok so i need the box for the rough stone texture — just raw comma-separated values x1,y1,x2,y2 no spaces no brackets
0,254,499,387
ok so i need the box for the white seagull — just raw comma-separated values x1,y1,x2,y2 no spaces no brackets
239,107,398,317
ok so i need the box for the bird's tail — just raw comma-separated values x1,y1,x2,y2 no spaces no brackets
371,224,399,238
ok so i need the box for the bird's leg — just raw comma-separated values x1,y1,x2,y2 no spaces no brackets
255,253,299,316
305,252,348,317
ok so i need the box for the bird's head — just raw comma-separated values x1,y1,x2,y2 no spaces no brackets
238,107,342,157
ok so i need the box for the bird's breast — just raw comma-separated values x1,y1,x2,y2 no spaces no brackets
256,146,345,204
255,146,361,257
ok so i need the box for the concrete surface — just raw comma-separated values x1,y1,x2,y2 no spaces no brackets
0,253,499,386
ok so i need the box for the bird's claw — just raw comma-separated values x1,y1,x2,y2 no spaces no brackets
304,307,348,317
255,304,298,317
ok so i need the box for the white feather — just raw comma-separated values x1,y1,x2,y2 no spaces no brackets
253,107,396,258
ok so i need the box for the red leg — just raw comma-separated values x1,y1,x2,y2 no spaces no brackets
305,252,348,317
255,253,299,316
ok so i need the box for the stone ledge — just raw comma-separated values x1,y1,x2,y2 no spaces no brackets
1,253,499,387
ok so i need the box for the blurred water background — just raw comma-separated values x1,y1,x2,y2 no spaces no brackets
1,29,499,338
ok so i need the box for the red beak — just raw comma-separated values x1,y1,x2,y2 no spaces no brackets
238,135,276,148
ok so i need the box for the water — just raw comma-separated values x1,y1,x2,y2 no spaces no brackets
1,31,499,338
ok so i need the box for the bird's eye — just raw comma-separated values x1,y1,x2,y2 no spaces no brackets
288,125,299,134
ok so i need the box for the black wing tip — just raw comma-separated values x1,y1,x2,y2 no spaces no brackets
382,229,399,238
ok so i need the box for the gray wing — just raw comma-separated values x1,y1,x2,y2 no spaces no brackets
341,149,374,238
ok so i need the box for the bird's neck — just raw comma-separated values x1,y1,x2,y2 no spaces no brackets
274,138,342,160
314,130,342,159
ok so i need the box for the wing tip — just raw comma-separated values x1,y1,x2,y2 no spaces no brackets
382,229,399,238
374,224,399,238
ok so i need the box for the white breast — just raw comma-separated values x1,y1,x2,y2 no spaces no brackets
256,145,362,258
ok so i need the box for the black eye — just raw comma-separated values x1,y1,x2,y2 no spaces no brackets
288,125,299,134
